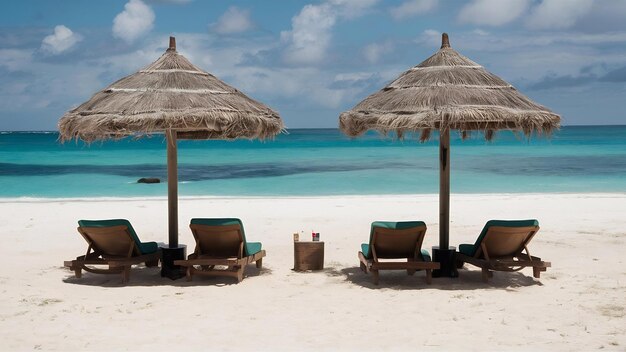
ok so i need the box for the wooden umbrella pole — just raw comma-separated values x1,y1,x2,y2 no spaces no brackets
439,127,450,250
166,129,179,247
432,125,458,278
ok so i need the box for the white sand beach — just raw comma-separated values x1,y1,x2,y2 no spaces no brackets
0,193,624,351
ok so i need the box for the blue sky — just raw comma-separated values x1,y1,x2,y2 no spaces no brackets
1,0,625,130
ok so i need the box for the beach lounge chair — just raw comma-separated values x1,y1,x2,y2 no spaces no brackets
358,221,440,285
456,219,551,282
64,219,161,283
174,218,266,282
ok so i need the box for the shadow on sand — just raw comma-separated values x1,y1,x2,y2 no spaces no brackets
323,265,543,291
62,263,541,291
61,265,272,287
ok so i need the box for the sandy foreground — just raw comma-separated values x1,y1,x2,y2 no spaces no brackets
0,193,624,351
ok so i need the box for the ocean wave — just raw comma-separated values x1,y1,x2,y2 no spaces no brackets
0,161,417,180
0,131,57,134
1,127,625,197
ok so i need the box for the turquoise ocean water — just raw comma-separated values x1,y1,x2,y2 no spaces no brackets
0,126,625,198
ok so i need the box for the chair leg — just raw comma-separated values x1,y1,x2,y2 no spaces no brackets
481,268,491,283
122,266,130,283
74,265,82,278
425,269,432,284
533,267,541,278
371,269,379,285
456,259,465,269
256,258,263,268
407,258,416,275
360,261,367,273
236,267,244,283
186,266,193,282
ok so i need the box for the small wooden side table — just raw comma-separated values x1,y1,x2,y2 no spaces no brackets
293,241,324,271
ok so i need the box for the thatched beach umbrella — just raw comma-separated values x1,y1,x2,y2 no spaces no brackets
339,33,560,277
59,37,283,274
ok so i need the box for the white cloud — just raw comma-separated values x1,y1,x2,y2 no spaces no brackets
576,1,626,33
146,0,191,3
212,6,253,34
160,33,385,113
472,29,490,36
40,25,82,55
390,0,438,21
418,30,626,88
0,49,33,71
5,7,626,130
363,41,394,64
280,0,378,65
458,0,530,26
526,0,594,30
328,0,379,19
112,0,155,43
414,29,442,47
281,3,336,65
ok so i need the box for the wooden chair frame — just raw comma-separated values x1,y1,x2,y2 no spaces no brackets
358,225,440,285
174,223,266,282
64,225,161,283
456,225,551,282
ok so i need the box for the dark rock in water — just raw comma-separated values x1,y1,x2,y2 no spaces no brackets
137,177,160,184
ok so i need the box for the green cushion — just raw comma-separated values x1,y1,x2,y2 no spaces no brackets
459,219,539,257
363,221,428,260
361,243,369,256
246,242,262,256
190,218,261,257
77,219,158,255
458,244,475,256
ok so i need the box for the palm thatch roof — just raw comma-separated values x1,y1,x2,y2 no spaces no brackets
59,37,283,142
339,33,561,141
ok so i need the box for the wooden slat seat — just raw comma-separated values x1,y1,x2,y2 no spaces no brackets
358,221,440,285
64,219,161,283
174,218,266,282
456,220,551,282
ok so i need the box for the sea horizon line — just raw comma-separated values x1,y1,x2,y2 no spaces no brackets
2,124,626,134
